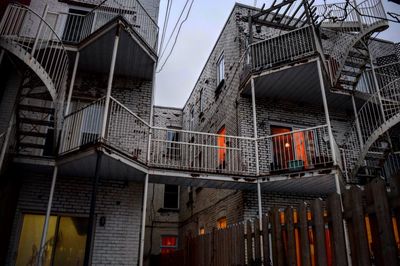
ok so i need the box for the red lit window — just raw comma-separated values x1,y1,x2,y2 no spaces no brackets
160,236,177,254
217,126,226,168
217,217,227,229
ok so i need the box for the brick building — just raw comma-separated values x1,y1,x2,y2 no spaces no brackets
0,0,400,265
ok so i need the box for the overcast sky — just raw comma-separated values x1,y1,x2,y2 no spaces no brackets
154,0,400,108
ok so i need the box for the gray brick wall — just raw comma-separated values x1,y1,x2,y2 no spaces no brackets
6,174,144,266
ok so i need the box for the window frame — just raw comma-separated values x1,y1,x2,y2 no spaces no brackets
216,52,225,85
163,184,180,210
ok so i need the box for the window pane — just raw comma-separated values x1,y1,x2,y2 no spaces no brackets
16,214,57,266
164,185,179,209
53,217,88,266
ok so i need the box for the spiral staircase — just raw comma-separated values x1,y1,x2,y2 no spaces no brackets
316,0,400,183
0,4,69,157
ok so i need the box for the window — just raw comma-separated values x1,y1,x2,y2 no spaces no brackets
160,236,178,254
199,227,205,235
166,129,180,159
217,53,225,85
217,216,227,229
164,184,179,209
16,214,88,266
189,107,194,130
217,126,226,169
199,89,205,113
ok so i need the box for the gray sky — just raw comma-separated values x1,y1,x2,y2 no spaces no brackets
154,0,400,108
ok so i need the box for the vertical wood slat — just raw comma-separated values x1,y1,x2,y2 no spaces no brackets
262,214,271,265
254,218,261,262
346,187,371,266
271,208,284,266
285,207,297,266
238,222,246,265
370,179,399,266
312,199,328,266
327,193,348,266
299,202,311,266
342,189,358,266
246,220,253,265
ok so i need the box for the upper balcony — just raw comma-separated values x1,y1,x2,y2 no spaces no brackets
57,97,339,194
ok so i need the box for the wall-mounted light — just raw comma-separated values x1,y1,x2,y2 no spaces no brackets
285,142,290,148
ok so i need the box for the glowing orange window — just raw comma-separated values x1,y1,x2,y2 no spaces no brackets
161,236,177,254
217,126,226,167
217,216,227,229
199,227,205,235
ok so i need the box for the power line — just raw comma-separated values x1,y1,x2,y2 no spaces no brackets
159,0,191,61
157,0,195,73
158,0,173,55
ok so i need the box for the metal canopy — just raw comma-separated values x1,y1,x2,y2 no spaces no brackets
77,17,156,80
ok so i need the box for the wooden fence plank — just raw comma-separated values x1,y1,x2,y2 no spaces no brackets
327,193,348,266
254,218,261,263
238,222,246,265
370,179,399,266
246,220,253,265
271,208,284,266
285,207,297,266
299,202,311,266
262,214,271,265
312,198,328,266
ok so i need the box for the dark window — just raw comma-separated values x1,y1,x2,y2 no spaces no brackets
217,53,225,85
166,130,180,159
164,185,179,209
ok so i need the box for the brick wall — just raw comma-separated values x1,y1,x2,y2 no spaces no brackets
6,174,144,265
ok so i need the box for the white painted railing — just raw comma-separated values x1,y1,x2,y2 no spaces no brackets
315,0,387,86
0,4,69,102
245,25,317,73
258,125,333,174
381,153,400,182
52,0,158,50
356,62,400,94
149,128,257,175
59,100,335,177
342,77,400,181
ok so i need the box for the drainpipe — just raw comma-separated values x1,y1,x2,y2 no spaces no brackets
251,78,264,264
65,52,80,116
317,59,352,265
37,165,58,266
101,26,120,139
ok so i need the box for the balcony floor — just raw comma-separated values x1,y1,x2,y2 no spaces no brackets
241,60,364,112
55,144,337,195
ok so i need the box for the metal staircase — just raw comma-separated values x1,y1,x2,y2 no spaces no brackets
315,0,388,91
0,4,69,158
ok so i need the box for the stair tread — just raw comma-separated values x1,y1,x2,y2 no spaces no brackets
19,104,54,114
344,61,364,68
19,117,54,126
348,51,369,60
341,70,361,77
18,130,48,138
21,92,52,101
19,142,45,149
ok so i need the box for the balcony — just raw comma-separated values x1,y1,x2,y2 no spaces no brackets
240,25,318,88
57,98,339,194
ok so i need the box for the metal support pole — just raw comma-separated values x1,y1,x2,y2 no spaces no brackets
37,165,58,266
139,173,149,266
317,59,352,265
83,152,102,266
31,4,48,58
65,52,80,116
251,78,264,264
101,27,120,139
351,95,364,149
0,49,5,65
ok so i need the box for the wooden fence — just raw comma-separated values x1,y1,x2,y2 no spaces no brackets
161,178,400,266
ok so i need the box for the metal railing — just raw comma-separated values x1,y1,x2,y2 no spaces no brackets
51,0,158,50
258,125,333,174
315,0,387,86
356,62,400,94
342,76,400,180
244,25,317,74
59,100,335,177
381,152,400,182
149,128,257,175
0,4,69,102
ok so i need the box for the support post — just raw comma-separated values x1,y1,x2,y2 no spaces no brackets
31,4,48,58
351,95,364,149
251,78,264,263
37,165,58,266
317,59,352,265
0,49,4,65
83,152,102,266
65,52,80,116
101,27,120,139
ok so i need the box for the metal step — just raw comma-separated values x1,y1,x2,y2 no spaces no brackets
344,61,364,68
341,70,361,77
20,92,52,101
338,79,357,86
19,118,54,127
19,104,54,114
18,130,48,138
18,142,45,150
348,51,369,60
